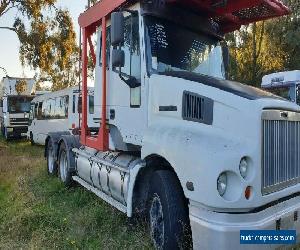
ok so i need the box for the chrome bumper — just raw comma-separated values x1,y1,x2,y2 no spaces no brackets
190,196,300,250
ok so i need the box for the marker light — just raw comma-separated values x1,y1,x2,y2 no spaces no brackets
217,172,227,197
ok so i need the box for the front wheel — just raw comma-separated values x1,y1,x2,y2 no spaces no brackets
30,132,35,145
0,124,4,136
4,127,10,140
147,170,192,249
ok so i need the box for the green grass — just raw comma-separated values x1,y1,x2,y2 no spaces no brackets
0,136,152,249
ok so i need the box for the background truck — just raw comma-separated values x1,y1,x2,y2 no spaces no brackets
262,70,300,105
45,1,300,249
0,76,35,139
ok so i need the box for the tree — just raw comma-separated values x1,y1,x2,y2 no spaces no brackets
0,0,79,90
226,0,300,87
226,22,286,87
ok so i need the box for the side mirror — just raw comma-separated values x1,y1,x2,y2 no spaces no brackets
111,12,125,46
112,49,125,68
222,45,230,79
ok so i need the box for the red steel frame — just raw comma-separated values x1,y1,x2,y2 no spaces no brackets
78,0,289,151
78,0,127,151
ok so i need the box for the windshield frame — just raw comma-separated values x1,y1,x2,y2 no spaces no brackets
143,13,225,79
7,96,34,114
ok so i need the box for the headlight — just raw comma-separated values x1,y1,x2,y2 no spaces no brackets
239,157,248,179
24,113,29,118
217,172,227,197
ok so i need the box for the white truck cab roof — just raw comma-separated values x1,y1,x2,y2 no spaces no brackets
262,70,300,88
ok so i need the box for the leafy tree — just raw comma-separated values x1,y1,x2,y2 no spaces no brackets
0,0,79,90
226,22,286,87
226,0,300,87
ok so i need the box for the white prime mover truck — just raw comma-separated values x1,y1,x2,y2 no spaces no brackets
44,1,300,249
262,70,300,105
0,76,35,139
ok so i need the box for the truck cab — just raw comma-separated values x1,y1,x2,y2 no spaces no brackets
262,70,300,105
0,76,36,139
45,1,300,249
0,95,34,139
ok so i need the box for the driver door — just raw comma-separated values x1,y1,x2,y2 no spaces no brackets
96,10,147,148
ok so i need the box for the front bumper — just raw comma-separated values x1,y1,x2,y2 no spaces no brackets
6,126,28,135
190,196,300,250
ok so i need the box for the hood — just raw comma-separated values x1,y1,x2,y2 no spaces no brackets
159,71,283,101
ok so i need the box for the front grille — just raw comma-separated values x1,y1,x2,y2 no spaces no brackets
10,118,29,126
262,110,300,195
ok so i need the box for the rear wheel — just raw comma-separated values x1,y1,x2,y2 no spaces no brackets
147,170,192,250
58,142,73,187
47,139,57,175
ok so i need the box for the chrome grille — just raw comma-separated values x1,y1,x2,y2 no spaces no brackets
10,117,29,126
262,110,300,195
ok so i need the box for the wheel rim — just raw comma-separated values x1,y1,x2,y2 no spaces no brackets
150,194,164,249
60,150,68,182
47,145,54,173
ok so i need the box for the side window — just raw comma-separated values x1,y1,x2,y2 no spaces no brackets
99,26,111,67
49,99,55,119
54,97,61,118
42,100,49,119
115,14,141,81
89,95,94,114
29,104,34,120
38,102,43,119
0,99,3,107
72,95,76,113
64,96,69,118
78,96,82,114
34,103,38,117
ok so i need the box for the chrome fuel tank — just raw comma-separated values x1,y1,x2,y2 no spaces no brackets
74,148,139,206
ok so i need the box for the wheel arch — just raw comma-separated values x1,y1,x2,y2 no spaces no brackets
44,131,72,159
57,134,80,171
131,154,189,218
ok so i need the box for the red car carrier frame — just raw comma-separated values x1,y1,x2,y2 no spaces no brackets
78,0,289,151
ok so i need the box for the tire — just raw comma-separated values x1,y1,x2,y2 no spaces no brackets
147,170,192,250
46,139,58,175
0,124,4,136
30,132,35,145
4,127,10,140
58,142,74,187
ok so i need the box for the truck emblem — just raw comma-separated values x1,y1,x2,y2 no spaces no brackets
280,111,289,118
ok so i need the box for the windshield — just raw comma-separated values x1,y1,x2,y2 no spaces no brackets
8,96,33,113
267,87,293,102
145,16,225,79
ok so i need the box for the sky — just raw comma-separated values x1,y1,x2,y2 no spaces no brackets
0,1,87,81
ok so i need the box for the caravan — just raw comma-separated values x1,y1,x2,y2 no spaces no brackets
28,86,97,145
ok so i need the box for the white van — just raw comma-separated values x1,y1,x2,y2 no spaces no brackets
28,86,98,145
